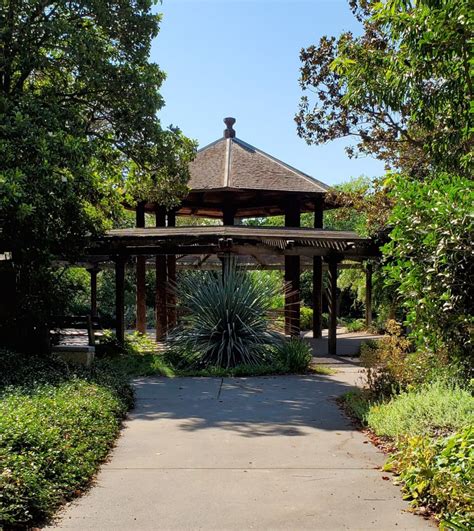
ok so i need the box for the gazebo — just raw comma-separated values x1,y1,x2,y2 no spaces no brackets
87,118,379,355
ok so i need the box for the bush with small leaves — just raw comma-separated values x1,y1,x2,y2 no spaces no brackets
300,306,313,330
385,428,473,529
0,350,133,527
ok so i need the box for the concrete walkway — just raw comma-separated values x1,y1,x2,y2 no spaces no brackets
305,328,384,363
49,366,432,530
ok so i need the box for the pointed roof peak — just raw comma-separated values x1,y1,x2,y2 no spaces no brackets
223,117,236,138
188,118,329,195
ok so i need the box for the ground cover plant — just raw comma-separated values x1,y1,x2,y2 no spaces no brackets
386,428,473,530
342,332,474,528
0,350,133,528
343,384,474,528
0,331,322,528
344,383,473,440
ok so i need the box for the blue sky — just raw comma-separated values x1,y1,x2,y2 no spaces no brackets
152,0,385,186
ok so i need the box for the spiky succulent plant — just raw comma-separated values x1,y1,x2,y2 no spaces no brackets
166,267,282,368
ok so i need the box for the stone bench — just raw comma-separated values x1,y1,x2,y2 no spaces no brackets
52,345,95,367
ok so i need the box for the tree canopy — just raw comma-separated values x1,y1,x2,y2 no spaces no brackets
296,0,472,176
0,0,195,347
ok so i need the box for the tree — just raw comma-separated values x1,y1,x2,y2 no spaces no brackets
296,0,473,358
0,0,195,349
296,0,472,177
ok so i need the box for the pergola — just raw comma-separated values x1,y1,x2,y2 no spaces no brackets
85,118,380,355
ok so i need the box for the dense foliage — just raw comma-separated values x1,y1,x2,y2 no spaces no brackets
386,428,473,529
365,382,473,438
297,0,472,175
297,0,473,360
383,173,473,360
345,383,473,528
0,0,195,349
0,350,133,527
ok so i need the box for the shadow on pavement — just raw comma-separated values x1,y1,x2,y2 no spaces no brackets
129,372,364,438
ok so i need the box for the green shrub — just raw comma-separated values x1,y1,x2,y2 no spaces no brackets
344,318,366,333
366,382,474,438
96,330,157,358
385,428,474,529
299,307,330,331
360,320,413,397
273,338,313,373
300,306,313,330
383,173,473,361
0,350,132,527
321,312,329,329
342,389,372,422
167,267,281,368
342,383,474,527
359,320,459,398
94,331,174,377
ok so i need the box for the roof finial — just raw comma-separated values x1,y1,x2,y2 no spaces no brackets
223,117,236,139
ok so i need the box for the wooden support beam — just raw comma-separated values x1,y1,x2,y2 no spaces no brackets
88,268,99,319
327,257,338,356
167,209,177,329
218,254,231,280
365,262,373,328
115,257,126,344
312,257,323,338
285,256,301,337
285,201,301,228
155,204,166,226
135,202,147,334
314,196,324,229
313,197,324,338
136,201,145,228
155,205,167,340
222,206,236,226
284,202,301,337
155,255,167,340
136,257,147,334
167,208,176,227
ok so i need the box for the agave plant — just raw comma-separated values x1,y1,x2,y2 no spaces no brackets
166,266,282,368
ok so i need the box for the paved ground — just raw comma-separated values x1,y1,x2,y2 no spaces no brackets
49,360,432,530
305,328,384,364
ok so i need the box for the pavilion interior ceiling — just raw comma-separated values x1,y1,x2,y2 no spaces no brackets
139,190,337,218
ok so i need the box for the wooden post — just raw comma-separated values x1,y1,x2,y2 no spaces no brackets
284,202,301,337
219,253,232,280
313,196,324,338
222,205,235,226
115,256,126,344
327,256,338,356
136,200,145,228
285,256,300,336
155,205,167,341
365,262,373,328
136,258,146,334
167,209,177,329
135,202,147,334
88,267,99,319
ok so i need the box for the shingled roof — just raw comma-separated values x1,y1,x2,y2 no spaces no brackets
188,117,328,194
